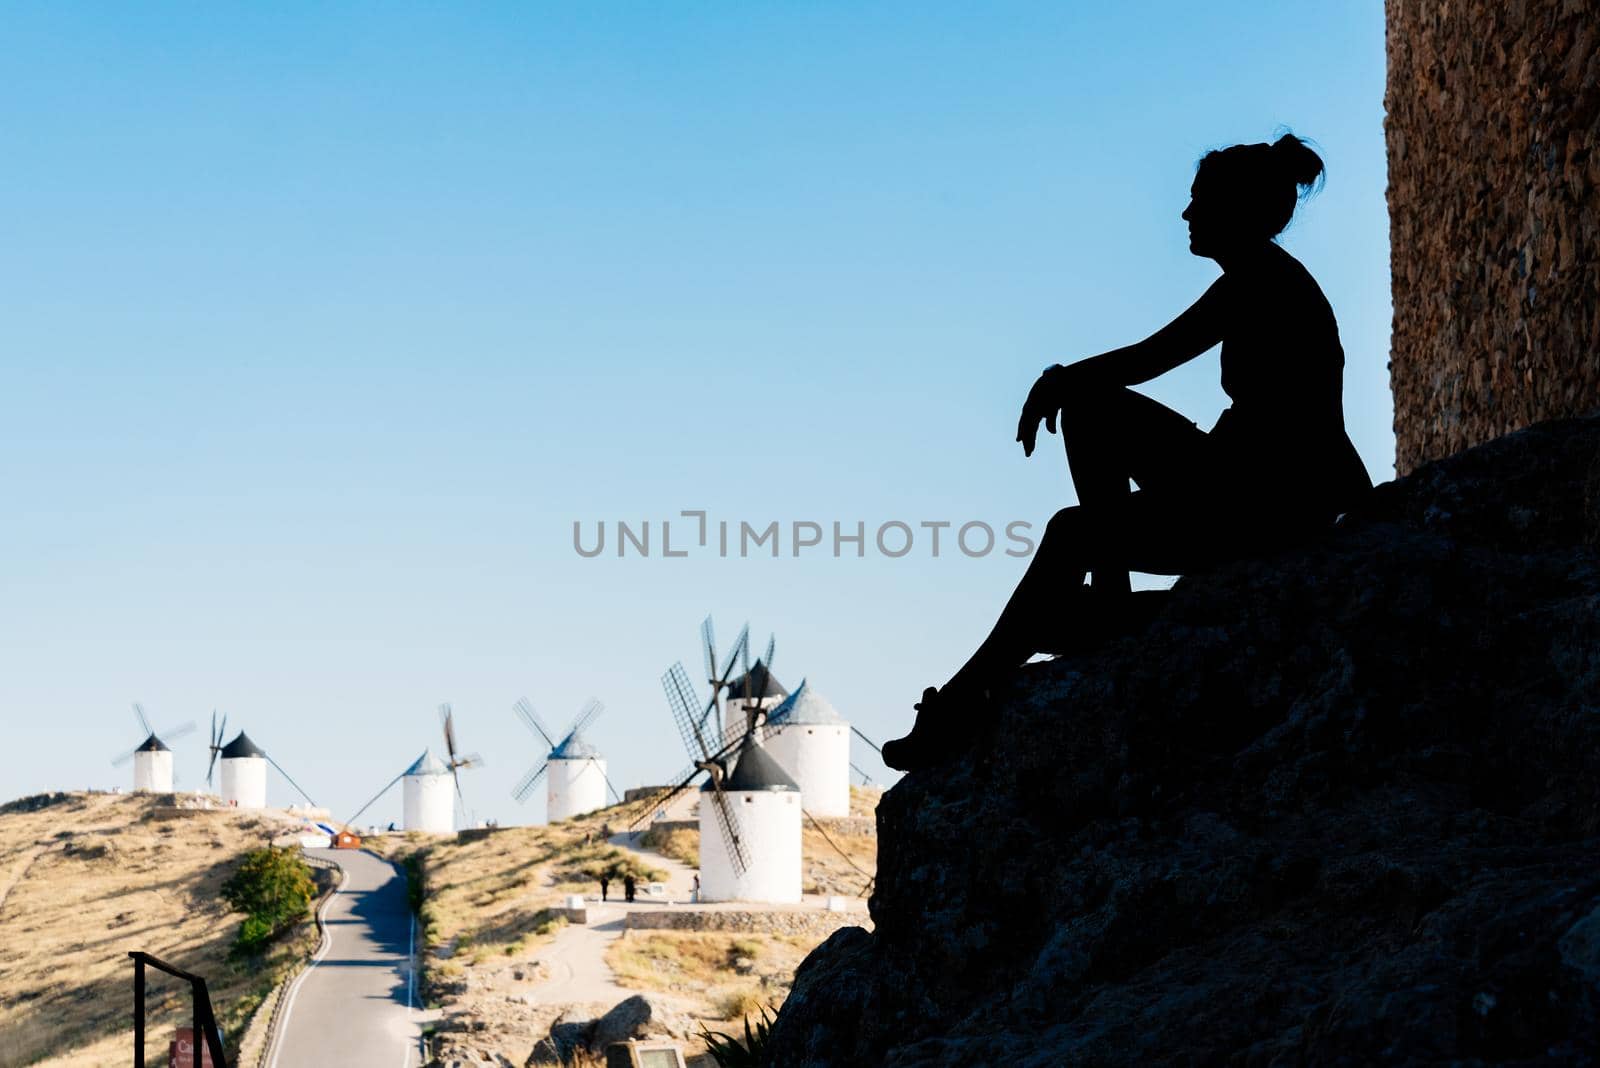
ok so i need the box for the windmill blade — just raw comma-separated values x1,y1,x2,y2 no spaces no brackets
511,761,549,804
161,721,197,744
664,662,717,761
624,772,698,830
343,770,406,830
850,725,882,755
741,628,754,701
626,717,748,830
265,754,318,809
707,784,751,872
512,697,558,749
720,625,749,688
439,703,459,761
453,752,484,768
110,744,141,768
205,747,220,788
762,634,776,676
567,698,604,740
701,615,718,682
696,624,748,736
132,702,152,737
850,761,875,785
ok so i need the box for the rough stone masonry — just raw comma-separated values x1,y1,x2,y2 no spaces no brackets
1386,0,1600,471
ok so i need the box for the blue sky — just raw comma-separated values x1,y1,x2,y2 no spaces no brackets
1,3,1390,825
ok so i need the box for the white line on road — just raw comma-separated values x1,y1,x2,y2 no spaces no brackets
267,862,345,1068
402,913,416,1068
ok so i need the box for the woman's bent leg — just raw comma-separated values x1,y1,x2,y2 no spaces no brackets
1058,385,1209,595
941,507,1088,695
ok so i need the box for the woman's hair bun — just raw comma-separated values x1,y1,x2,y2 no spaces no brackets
1270,133,1325,192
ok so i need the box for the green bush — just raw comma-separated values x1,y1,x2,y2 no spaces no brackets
220,847,316,956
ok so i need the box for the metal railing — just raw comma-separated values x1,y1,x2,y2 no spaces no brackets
129,951,229,1068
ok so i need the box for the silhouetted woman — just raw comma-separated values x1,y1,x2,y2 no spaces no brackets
883,134,1371,771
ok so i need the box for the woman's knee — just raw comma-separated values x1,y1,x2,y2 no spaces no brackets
1043,506,1081,543
1060,381,1131,420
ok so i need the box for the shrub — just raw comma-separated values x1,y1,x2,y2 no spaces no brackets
220,847,316,957
700,1005,775,1068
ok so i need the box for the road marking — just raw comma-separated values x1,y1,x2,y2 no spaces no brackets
402,912,416,1068
267,861,345,1068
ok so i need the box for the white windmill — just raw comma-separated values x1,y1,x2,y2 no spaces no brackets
340,748,455,835
202,712,319,812
402,751,455,833
218,732,268,808
511,698,617,823
656,661,802,904
111,703,195,794
764,679,851,818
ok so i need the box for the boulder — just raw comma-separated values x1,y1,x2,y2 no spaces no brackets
592,994,667,1048
765,415,1600,1066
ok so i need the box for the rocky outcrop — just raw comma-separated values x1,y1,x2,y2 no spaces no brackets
766,416,1600,1066
526,995,695,1065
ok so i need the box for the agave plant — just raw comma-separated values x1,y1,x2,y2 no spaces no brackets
699,1005,776,1068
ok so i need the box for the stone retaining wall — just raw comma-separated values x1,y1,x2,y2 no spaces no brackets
1386,0,1600,471
624,908,868,938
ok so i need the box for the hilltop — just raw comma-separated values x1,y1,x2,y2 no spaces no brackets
0,792,325,1068
767,415,1600,1065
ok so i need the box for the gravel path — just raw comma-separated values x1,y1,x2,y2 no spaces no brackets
515,832,699,1009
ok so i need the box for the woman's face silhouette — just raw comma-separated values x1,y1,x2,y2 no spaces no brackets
1181,176,1226,260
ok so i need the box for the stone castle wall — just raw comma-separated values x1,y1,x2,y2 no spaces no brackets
1386,0,1600,471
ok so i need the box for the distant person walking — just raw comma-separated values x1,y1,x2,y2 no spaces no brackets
623,874,637,904
599,873,610,902
692,873,701,904
885,133,1371,771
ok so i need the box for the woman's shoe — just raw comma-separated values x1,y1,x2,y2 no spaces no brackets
881,686,973,771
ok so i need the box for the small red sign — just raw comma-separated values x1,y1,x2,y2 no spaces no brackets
168,1028,215,1068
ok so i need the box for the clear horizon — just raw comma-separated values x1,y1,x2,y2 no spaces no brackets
2,3,1390,826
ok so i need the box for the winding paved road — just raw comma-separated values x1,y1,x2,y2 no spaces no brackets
269,848,420,1068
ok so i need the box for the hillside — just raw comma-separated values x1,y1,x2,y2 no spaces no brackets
766,416,1600,1065
395,790,880,1065
0,792,324,1068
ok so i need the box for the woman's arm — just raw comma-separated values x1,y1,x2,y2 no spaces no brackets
1066,275,1229,386
1017,277,1229,455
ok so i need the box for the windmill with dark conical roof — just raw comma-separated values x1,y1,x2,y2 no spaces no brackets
511,698,619,823
212,726,318,811
650,661,801,904
111,703,195,794
720,632,784,741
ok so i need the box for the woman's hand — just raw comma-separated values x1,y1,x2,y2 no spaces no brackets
1016,364,1073,456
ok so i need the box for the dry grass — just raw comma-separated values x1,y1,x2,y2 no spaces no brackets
849,784,885,818
0,792,321,1068
402,813,663,963
605,931,820,1016
714,986,770,1022
638,824,698,866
